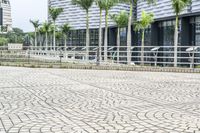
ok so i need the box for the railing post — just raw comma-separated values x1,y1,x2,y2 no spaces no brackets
174,45,178,67
28,48,30,64
127,46,131,65
154,52,158,67
151,47,160,67
99,46,102,63
96,47,100,66
141,45,144,66
116,46,119,64
191,47,195,69
86,46,89,61
104,46,107,62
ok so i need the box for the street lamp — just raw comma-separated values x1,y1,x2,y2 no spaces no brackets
186,46,199,68
151,47,160,67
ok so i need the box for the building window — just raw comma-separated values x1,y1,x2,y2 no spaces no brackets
67,29,98,47
137,26,151,46
190,16,200,46
120,28,126,46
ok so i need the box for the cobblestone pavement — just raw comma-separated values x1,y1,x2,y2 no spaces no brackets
0,67,200,133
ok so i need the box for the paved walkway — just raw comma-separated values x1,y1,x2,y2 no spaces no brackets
0,67,200,133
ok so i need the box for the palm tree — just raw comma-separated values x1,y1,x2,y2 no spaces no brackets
135,11,154,66
172,0,191,67
111,11,128,63
38,27,45,49
41,21,52,50
72,0,94,60
61,24,71,51
61,24,71,50
96,0,104,62
30,20,40,48
55,31,63,46
49,7,63,51
101,0,118,62
49,25,54,49
120,0,155,64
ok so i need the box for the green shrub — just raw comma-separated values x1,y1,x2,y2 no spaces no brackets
0,37,8,46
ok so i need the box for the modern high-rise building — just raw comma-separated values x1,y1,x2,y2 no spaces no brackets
48,0,131,46
48,0,200,47
0,0,12,32
137,0,200,47
48,0,130,29
136,0,200,66
48,0,200,63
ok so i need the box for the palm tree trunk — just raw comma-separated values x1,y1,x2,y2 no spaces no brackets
98,9,102,62
39,33,42,50
174,14,178,67
117,27,120,64
86,10,90,60
53,21,56,51
45,32,48,51
35,29,37,49
104,10,108,62
141,29,145,65
127,3,133,65
51,34,53,50
64,35,67,51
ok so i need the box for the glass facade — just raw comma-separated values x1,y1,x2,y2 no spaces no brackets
135,27,152,64
158,20,177,66
67,29,98,47
120,28,127,46
137,27,151,46
119,28,127,63
190,16,200,46
158,20,174,46
190,16,200,64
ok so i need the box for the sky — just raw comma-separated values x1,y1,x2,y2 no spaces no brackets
10,0,48,32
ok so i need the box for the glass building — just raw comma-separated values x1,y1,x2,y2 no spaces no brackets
137,0,200,47
137,0,200,66
48,0,200,66
48,0,131,46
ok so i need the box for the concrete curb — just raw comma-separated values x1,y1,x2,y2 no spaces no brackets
0,62,199,73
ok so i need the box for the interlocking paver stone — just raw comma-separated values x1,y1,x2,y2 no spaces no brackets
0,66,200,133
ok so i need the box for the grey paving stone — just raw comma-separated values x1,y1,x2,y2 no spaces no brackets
0,66,200,133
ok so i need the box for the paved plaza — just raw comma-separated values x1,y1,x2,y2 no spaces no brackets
0,67,200,133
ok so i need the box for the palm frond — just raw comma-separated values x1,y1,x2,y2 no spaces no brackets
72,0,94,11
30,19,40,29
60,24,71,35
49,7,63,21
111,11,128,28
134,11,154,31
171,0,191,15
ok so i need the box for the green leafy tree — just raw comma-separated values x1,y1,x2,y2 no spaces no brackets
12,28,24,35
49,7,63,51
101,0,118,62
60,24,71,51
111,11,128,63
172,0,191,67
6,28,24,43
135,11,154,65
72,0,94,60
0,37,8,46
30,20,40,47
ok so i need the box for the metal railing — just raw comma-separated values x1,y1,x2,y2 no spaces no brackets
0,45,200,68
